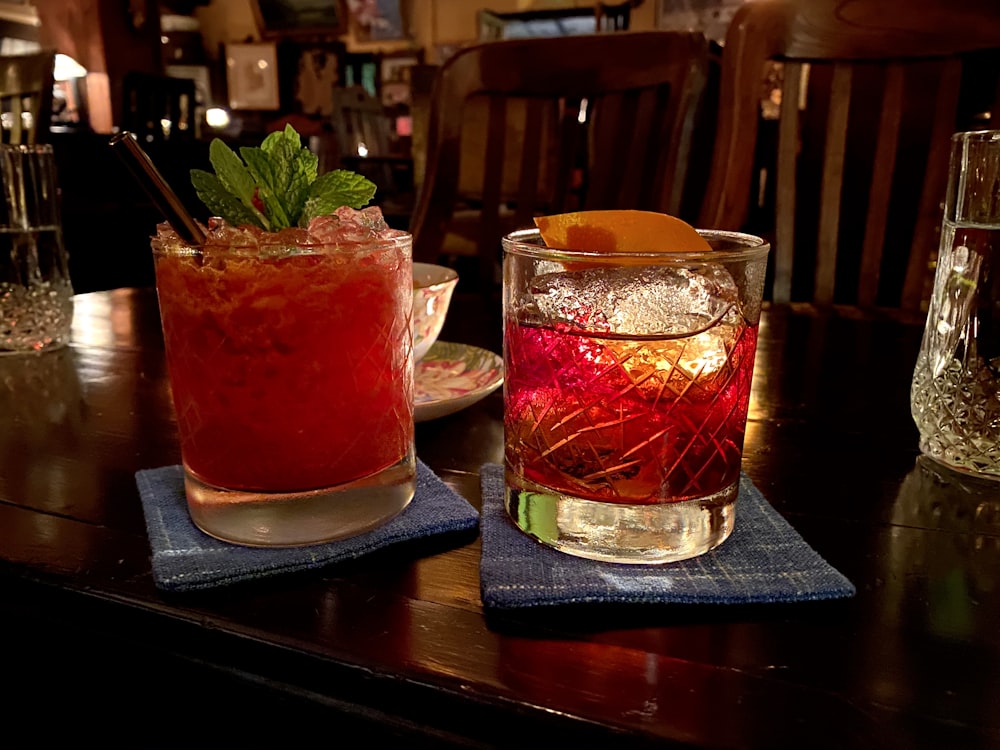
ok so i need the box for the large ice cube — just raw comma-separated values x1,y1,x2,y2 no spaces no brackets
529,264,741,336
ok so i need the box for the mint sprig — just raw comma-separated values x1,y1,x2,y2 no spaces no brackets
190,125,377,231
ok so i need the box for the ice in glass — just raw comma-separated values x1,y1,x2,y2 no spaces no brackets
503,225,768,563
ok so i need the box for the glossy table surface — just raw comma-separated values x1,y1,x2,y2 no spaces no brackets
2,288,998,748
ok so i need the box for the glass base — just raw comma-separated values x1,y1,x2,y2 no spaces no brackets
185,452,416,547
505,470,737,564
919,448,1000,483
0,339,69,356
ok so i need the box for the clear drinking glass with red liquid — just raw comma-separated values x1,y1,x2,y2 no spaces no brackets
153,207,415,546
502,228,769,563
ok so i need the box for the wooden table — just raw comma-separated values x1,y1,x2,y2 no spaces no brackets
2,289,998,749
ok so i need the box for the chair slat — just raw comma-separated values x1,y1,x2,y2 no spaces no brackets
477,94,508,285
616,88,656,210
552,97,582,213
814,63,852,306
773,61,803,304
586,91,628,208
902,59,962,311
662,63,705,217
858,64,904,307
513,97,545,228
10,95,24,144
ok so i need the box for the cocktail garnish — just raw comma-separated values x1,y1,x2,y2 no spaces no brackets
190,125,377,232
535,210,712,253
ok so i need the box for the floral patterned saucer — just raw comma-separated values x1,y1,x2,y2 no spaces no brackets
414,342,504,423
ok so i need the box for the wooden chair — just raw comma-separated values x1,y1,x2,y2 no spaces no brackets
699,0,1000,311
409,31,710,287
0,51,55,145
330,85,412,219
332,85,394,161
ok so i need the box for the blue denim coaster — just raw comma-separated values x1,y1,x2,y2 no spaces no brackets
479,464,855,610
136,460,479,592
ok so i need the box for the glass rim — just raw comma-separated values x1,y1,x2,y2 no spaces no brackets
502,227,769,263
951,129,1000,143
152,229,413,256
413,261,458,289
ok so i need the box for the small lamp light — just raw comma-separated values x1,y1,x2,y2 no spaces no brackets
54,54,87,82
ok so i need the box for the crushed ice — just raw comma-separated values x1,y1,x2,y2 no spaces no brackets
152,206,406,257
529,264,742,337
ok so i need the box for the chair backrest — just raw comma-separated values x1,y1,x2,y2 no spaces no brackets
409,31,710,286
122,72,197,142
0,51,55,145
699,0,1000,311
331,85,393,159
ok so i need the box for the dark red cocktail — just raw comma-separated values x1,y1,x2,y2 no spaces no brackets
153,220,414,546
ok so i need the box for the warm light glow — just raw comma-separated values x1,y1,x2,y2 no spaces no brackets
357,141,369,157
578,97,589,124
54,54,87,82
205,107,231,129
257,59,269,70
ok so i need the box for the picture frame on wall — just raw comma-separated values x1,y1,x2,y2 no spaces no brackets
380,49,422,107
348,0,410,42
284,42,345,117
225,42,281,111
165,64,214,109
250,0,348,38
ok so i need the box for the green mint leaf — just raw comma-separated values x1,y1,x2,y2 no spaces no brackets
207,139,259,216
190,169,266,229
262,124,318,229
239,146,292,230
190,125,376,230
301,170,377,224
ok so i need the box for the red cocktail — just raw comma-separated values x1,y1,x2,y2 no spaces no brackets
502,228,769,563
153,216,414,546
505,321,758,504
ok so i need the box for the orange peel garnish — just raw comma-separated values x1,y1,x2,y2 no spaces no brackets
534,210,711,254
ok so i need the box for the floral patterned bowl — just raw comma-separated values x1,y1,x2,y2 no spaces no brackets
413,262,458,362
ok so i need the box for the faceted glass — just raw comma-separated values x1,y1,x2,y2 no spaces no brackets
153,232,416,546
911,129,1000,479
0,145,73,354
502,229,769,563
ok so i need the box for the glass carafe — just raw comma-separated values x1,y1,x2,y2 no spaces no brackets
910,130,1000,479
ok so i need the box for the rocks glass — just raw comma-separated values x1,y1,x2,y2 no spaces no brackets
0,145,73,354
911,130,1000,479
152,223,416,546
502,228,769,563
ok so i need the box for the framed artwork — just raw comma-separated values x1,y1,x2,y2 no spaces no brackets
250,0,348,38
380,50,421,107
286,42,344,117
165,64,213,107
348,0,410,42
250,0,347,39
225,42,281,111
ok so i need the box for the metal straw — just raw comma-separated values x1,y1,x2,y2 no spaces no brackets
109,131,206,245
